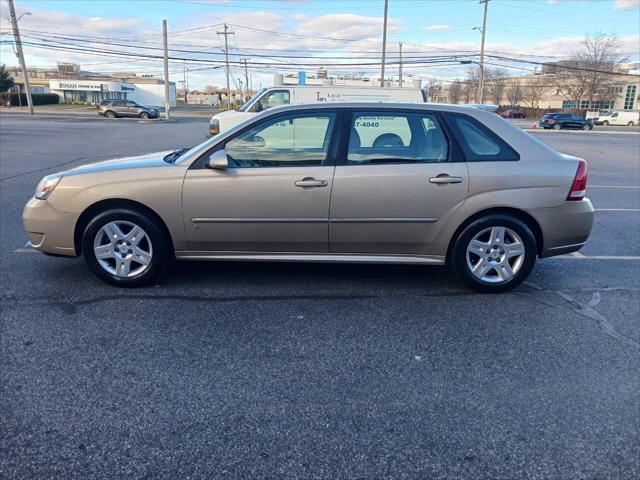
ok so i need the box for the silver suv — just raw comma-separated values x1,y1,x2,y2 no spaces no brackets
97,99,159,119
24,103,594,292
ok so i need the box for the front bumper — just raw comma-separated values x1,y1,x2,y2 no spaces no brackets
22,197,79,257
534,198,595,258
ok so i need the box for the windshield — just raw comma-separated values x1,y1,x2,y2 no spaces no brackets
237,88,267,112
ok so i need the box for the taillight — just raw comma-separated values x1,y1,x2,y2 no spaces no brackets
567,159,588,201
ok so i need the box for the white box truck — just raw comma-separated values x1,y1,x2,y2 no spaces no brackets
208,85,427,136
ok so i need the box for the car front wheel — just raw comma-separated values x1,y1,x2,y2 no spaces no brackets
82,209,170,287
628,121,635,127
582,124,591,131
602,121,609,126
104,110,116,118
451,215,537,293
139,112,150,120
553,123,562,130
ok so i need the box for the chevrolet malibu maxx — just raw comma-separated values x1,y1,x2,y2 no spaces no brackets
23,103,594,292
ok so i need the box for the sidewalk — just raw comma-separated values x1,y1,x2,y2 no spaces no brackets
0,105,215,118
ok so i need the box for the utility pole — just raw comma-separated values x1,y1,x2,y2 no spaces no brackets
243,58,249,100
380,0,389,87
398,42,403,88
162,19,171,120
478,0,489,104
183,61,188,104
8,0,33,115
217,24,234,110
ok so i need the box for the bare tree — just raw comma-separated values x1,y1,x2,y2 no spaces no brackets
448,79,462,104
522,76,548,109
461,82,473,103
556,33,625,108
486,67,509,106
464,67,480,102
425,78,443,102
505,80,523,107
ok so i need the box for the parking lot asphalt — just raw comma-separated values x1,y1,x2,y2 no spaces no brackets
1,114,639,479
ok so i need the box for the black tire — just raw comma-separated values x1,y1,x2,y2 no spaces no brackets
553,123,562,130
82,208,170,287
628,121,635,127
139,111,150,120
582,124,590,131
450,215,537,293
602,120,609,126
104,110,116,118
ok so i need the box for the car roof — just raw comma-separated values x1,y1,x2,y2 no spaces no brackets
262,102,497,114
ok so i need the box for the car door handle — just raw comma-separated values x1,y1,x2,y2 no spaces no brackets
295,178,328,188
429,174,463,184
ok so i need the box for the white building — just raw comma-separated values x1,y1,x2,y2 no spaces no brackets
48,78,176,107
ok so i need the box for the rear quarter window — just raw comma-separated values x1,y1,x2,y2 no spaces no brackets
445,113,519,162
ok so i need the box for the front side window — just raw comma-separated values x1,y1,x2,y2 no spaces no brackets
259,90,290,111
446,113,519,162
225,112,336,167
347,111,449,164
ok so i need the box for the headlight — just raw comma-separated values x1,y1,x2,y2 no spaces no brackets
35,174,62,200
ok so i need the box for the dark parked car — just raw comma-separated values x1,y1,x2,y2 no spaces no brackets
97,99,159,119
538,113,593,130
500,109,526,119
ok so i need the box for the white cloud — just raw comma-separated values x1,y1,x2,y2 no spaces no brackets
425,24,452,33
614,0,640,10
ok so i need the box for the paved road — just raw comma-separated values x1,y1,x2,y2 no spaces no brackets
1,115,638,479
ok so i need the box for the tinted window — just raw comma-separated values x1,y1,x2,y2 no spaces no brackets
347,111,448,164
225,112,336,167
446,113,519,162
112,100,125,107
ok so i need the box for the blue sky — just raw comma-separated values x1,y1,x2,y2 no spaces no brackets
1,0,639,88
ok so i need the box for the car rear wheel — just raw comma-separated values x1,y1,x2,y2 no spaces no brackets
553,123,562,130
139,111,150,120
104,110,116,118
451,215,537,293
82,209,170,287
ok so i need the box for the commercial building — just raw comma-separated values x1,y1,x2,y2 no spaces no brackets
433,62,640,112
7,64,176,106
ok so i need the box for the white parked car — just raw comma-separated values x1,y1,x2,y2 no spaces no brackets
208,85,427,136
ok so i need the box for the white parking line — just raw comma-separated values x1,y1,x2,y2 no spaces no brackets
596,208,640,212
556,255,640,260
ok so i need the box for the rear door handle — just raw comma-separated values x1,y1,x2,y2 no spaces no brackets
429,174,463,184
295,177,328,188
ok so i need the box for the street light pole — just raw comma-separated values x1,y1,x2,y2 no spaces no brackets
478,0,489,104
380,0,389,88
7,0,33,115
162,19,171,121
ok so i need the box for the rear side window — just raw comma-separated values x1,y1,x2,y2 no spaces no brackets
446,113,519,162
346,111,449,164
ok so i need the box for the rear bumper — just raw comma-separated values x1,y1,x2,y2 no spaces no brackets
22,197,79,257
534,199,595,258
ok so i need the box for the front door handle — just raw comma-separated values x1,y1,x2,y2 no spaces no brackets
429,174,463,184
295,177,328,188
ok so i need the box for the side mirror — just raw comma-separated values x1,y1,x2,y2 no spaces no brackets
206,149,229,170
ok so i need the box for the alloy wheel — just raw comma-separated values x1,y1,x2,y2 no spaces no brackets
93,221,153,277
466,226,525,283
